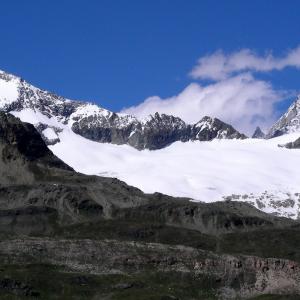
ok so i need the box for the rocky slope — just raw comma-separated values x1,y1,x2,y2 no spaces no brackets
0,112,299,299
1,238,300,299
283,137,300,149
0,70,246,150
0,112,71,179
267,96,300,139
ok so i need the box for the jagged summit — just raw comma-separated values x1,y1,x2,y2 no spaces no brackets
266,95,300,139
0,69,247,150
252,126,265,139
193,116,247,141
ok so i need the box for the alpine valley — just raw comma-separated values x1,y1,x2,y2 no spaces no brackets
0,69,300,299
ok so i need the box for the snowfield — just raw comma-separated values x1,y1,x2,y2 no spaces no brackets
49,128,300,219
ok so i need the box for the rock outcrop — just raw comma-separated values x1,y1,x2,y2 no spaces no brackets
282,136,300,149
0,238,299,299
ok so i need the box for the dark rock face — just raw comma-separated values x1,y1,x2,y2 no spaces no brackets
127,113,191,150
0,277,39,297
252,126,265,139
191,116,247,141
0,112,70,170
72,113,247,150
0,112,49,161
0,112,72,185
281,137,300,149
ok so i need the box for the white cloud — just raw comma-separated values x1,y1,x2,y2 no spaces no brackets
123,47,300,135
190,47,300,80
122,73,285,135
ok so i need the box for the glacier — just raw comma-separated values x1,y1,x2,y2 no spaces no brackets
1,69,300,219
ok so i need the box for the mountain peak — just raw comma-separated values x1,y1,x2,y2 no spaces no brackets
252,126,265,139
267,95,300,138
192,116,247,141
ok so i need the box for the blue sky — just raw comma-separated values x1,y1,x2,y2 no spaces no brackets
1,0,300,133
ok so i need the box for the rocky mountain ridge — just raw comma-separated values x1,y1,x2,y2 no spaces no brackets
0,70,246,150
3,69,300,149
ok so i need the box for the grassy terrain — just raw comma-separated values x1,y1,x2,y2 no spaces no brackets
0,264,218,300
251,295,300,300
0,264,298,299
53,219,300,263
220,228,300,262
54,219,217,250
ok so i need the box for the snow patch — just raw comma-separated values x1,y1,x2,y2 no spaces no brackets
0,78,19,108
42,128,58,140
69,103,112,125
11,109,64,128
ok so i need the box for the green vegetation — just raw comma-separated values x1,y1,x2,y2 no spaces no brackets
0,264,219,300
251,295,300,300
54,219,217,251
220,228,300,262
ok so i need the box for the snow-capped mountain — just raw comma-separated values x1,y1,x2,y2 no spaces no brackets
0,70,246,150
266,95,300,138
72,112,247,150
1,69,300,219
